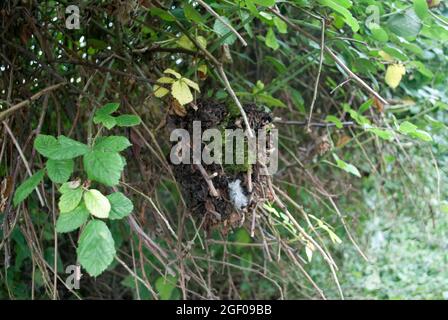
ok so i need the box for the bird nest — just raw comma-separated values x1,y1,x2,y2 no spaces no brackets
167,100,275,233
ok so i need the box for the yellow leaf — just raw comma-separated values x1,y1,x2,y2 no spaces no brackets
153,85,170,98
182,78,200,92
177,35,195,51
198,64,207,80
378,50,393,62
196,35,207,49
157,76,175,84
171,80,193,105
385,64,406,89
164,68,181,79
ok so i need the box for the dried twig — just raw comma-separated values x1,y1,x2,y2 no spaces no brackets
0,82,65,122
195,163,220,197
195,0,248,47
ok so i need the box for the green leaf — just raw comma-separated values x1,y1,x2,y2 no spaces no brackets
440,201,448,214
273,17,287,34
93,113,117,130
107,192,133,220
83,150,125,186
387,10,422,38
56,203,90,233
256,94,286,108
77,220,116,277
369,24,389,42
59,180,81,194
59,187,83,213
410,129,433,142
150,7,175,22
96,102,119,116
253,0,275,6
84,189,111,219
265,28,279,50
333,154,361,178
171,80,193,105
34,134,89,160
184,3,203,23
177,35,196,51
398,121,418,134
155,276,177,300
213,17,237,45
359,99,373,114
46,159,74,183
368,128,395,141
414,0,429,20
94,136,132,152
13,169,45,207
325,115,343,129
319,0,360,32
115,115,141,127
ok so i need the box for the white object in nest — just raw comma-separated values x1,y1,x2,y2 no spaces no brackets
228,179,248,210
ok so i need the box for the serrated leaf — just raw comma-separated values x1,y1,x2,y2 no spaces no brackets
84,189,111,219
96,102,119,116
115,115,141,127
56,203,90,233
387,9,422,38
34,135,90,160
13,169,45,207
60,179,81,193
213,17,237,45
94,136,132,152
83,150,124,186
155,276,177,300
171,80,193,105
385,64,406,89
46,159,74,183
77,220,116,277
93,113,117,130
107,192,133,220
59,187,83,213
